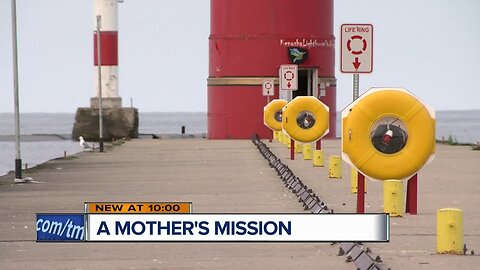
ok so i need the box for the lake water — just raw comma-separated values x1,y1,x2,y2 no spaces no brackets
0,111,478,176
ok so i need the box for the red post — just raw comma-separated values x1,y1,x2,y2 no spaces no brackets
406,174,418,215
356,172,365,213
316,139,322,150
290,139,295,160
405,181,410,213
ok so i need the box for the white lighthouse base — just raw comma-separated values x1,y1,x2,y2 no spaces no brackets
90,97,122,109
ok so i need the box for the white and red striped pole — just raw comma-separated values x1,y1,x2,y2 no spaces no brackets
92,0,121,108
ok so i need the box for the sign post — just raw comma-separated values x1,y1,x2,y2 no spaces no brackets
262,79,274,103
279,64,298,159
353,72,363,213
341,24,373,213
262,78,275,142
280,65,298,91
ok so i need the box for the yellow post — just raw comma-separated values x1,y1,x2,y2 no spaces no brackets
282,133,289,146
294,141,303,153
273,130,279,141
328,156,342,178
350,168,367,193
303,143,313,160
437,208,464,254
351,167,358,193
287,137,292,149
383,180,403,217
313,149,324,167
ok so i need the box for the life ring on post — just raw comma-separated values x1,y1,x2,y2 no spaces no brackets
342,88,435,181
264,99,288,131
282,96,329,143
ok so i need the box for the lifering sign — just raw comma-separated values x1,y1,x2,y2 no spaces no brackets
340,24,373,73
262,79,274,96
280,65,298,91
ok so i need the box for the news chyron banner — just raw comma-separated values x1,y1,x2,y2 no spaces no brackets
37,202,192,242
87,214,389,242
85,202,193,214
37,202,389,242
37,214,85,242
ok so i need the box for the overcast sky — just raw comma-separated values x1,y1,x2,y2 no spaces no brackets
1,0,479,113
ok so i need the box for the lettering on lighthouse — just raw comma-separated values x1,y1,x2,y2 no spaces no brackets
280,38,334,49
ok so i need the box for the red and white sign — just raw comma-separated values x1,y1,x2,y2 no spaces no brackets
280,65,298,90
262,79,274,96
340,24,373,73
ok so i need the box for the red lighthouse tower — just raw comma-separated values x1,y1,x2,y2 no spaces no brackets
208,0,336,139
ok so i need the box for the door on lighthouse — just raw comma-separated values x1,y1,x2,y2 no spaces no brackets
292,69,318,99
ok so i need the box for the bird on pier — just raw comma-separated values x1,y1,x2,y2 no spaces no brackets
79,136,92,150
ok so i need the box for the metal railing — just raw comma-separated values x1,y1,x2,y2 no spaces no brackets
252,134,385,270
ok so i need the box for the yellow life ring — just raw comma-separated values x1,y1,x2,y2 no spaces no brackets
282,96,329,143
342,88,435,181
264,99,288,131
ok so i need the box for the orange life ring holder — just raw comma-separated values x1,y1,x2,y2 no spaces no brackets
342,88,435,181
282,96,329,143
264,99,288,131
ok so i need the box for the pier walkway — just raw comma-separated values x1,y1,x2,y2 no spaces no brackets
1,138,479,269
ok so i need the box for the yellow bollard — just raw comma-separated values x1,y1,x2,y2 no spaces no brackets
383,180,404,217
273,130,279,141
350,168,367,193
303,143,313,160
437,208,464,254
328,156,342,178
313,149,324,167
279,132,285,144
287,137,292,149
294,141,303,153
282,133,289,146
351,167,358,193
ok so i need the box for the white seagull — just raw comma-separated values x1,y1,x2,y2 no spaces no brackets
79,136,92,150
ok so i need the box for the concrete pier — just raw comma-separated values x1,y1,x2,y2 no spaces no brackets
1,139,479,269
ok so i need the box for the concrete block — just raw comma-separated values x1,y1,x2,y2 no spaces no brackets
72,107,138,141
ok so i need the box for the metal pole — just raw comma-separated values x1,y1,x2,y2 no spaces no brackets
356,172,365,213
266,87,272,143
353,73,359,100
353,73,366,213
290,139,295,160
96,15,104,152
316,82,326,150
316,139,321,150
267,94,272,142
406,173,418,215
11,0,22,180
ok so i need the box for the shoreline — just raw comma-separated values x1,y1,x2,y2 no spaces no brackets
2,136,478,179
0,134,206,178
